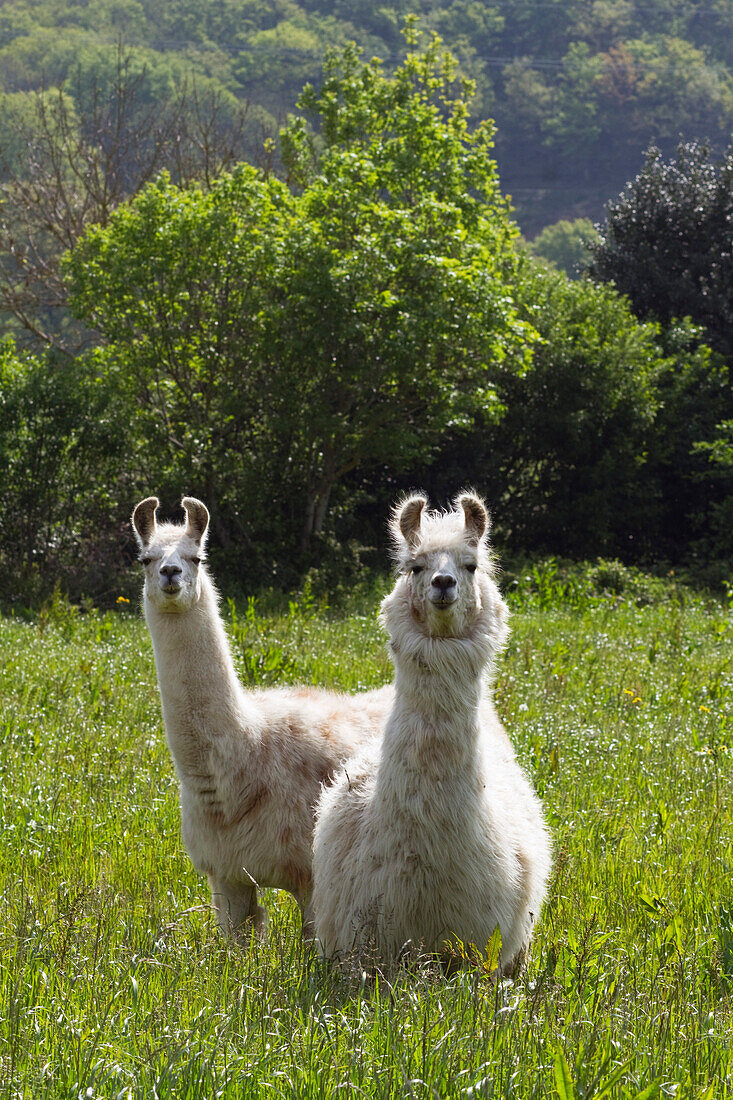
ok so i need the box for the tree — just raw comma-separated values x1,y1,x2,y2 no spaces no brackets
443,260,664,560
274,32,531,551
65,165,291,561
0,43,264,353
589,141,733,562
352,262,732,567
67,34,530,569
589,141,733,360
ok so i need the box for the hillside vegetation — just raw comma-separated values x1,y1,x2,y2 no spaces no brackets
2,0,733,231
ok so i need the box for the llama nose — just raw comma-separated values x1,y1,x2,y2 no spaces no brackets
431,572,456,593
160,564,182,580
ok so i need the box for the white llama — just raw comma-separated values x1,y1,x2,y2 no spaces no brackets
132,495,391,940
312,492,551,973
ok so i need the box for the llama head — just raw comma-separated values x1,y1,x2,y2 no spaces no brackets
132,495,210,613
385,491,503,641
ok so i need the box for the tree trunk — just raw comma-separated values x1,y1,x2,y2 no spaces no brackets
313,482,332,536
299,474,334,555
300,490,318,555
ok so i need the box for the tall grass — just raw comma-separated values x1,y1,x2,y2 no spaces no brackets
0,568,731,1098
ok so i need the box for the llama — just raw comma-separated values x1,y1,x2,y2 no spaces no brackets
312,492,551,974
132,495,392,940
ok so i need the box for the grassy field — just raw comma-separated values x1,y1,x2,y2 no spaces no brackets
1,563,731,1098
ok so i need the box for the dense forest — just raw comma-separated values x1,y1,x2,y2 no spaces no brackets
0,1,732,605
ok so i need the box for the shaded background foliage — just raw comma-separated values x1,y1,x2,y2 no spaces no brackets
0,341,135,603
589,141,733,565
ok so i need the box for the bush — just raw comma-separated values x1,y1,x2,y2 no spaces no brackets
0,339,136,607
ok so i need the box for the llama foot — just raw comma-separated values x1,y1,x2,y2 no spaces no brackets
234,904,268,944
501,944,527,980
209,877,267,944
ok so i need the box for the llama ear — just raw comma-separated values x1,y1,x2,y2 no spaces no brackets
132,497,159,547
456,492,489,545
181,496,210,545
394,493,428,548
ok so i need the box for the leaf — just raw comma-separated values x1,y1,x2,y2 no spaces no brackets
662,912,684,954
632,1082,661,1100
638,891,665,917
594,1058,633,1098
553,1047,576,1100
483,926,502,973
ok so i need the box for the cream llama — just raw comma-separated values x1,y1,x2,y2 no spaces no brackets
132,495,390,940
312,492,551,972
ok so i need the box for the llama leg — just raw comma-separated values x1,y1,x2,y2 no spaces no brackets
208,876,267,941
300,889,315,941
501,943,527,980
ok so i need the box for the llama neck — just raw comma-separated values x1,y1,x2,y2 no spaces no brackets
144,572,250,771
392,647,484,722
383,644,485,770
378,588,500,774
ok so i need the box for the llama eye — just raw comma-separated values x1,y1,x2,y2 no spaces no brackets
466,563,478,574
191,556,202,566
140,556,152,566
410,565,423,575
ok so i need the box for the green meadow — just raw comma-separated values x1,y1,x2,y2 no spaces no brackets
1,565,731,1098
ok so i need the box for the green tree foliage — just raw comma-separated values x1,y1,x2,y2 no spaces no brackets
234,14,355,105
648,324,733,565
552,36,733,155
2,6,732,596
275,35,529,550
66,36,529,572
378,258,732,570
2,0,733,235
490,267,733,567
499,263,662,559
65,165,293,571
0,42,268,351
